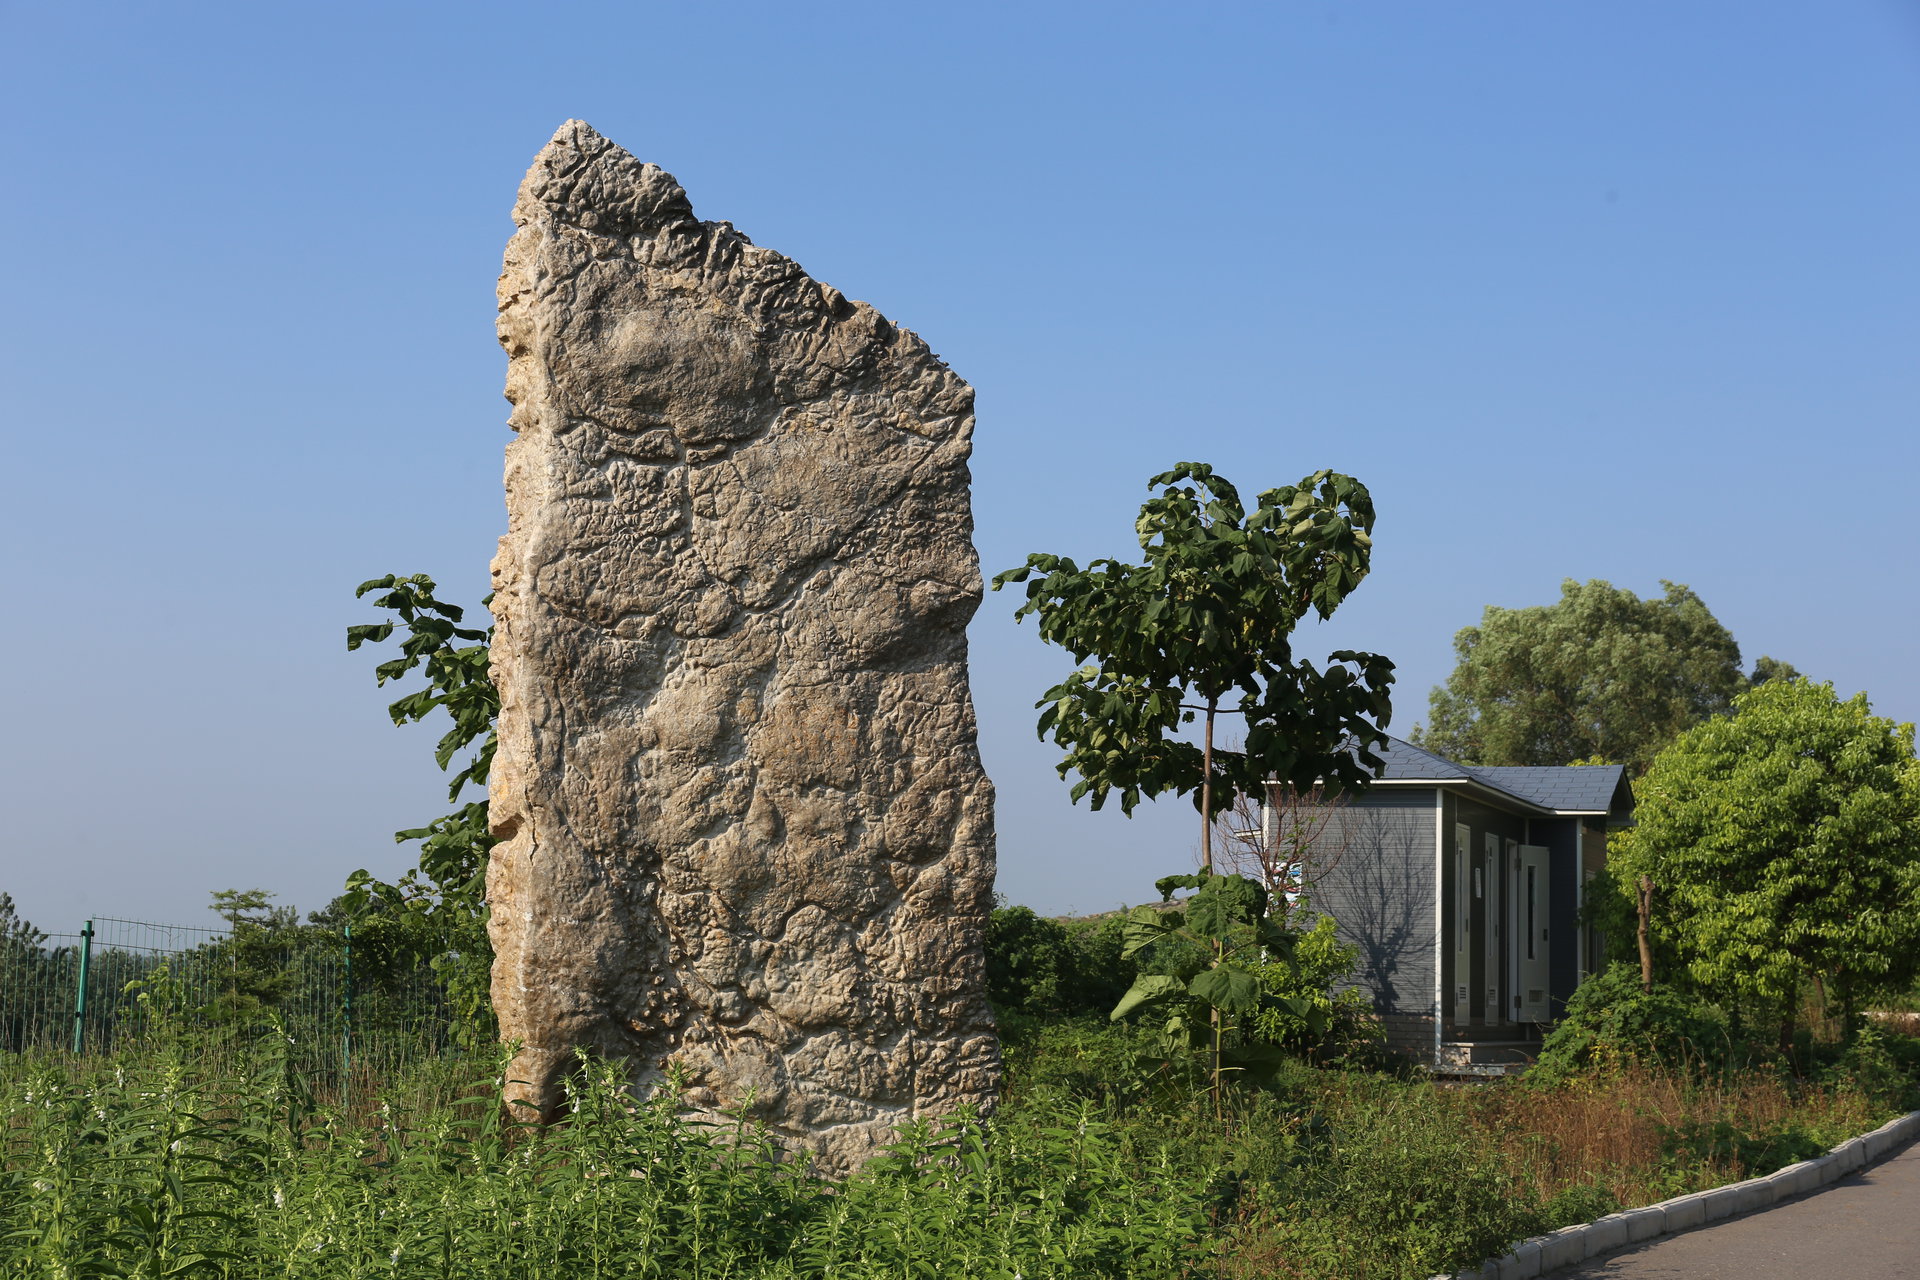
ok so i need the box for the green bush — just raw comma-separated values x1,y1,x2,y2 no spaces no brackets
1658,1116,1829,1179
1265,1082,1544,1279
1818,1024,1920,1110
1530,964,1733,1083
984,904,1130,1025
991,899,1379,1071
1250,914,1383,1064
1000,1014,1168,1107
1541,1182,1622,1230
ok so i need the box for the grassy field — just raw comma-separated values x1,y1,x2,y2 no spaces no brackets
3,1014,1914,1280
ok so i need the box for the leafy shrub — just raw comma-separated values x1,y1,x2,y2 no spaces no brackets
999,1014,1183,1112
993,895,1379,1073
1250,914,1382,1064
1262,1083,1544,1279
984,904,1130,1025
1530,963,1733,1083
1541,1181,1622,1230
1819,1024,1920,1109
1110,871,1310,1096
1657,1116,1828,1178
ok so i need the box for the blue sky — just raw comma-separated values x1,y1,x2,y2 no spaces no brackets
3,1,1916,932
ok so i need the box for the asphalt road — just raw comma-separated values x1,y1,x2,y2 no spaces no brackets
1555,1138,1920,1279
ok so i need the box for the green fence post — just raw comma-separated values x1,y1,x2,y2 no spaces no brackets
71,920,94,1054
341,923,353,1085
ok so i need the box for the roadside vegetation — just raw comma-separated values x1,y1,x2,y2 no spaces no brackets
4,912,1916,1279
5,465,1918,1277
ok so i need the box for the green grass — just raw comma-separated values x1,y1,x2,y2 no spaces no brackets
0,1037,1209,1279
3,1018,1914,1279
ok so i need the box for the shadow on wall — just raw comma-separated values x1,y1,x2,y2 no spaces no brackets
1312,806,1434,1015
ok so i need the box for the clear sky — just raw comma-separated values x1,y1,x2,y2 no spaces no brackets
3,1,1916,934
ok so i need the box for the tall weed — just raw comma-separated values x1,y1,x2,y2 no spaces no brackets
5,1020,1913,1279
1488,1060,1889,1210
1,1047,1209,1278
1227,1076,1542,1280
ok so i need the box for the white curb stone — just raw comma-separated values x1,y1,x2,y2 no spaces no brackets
1698,1184,1742,1223
1620,1205,1665,1243
1495,1237,1541,1280
1538,1226,1587,1271
1429,1106,1920,1280
1730,1179,1773,1215
1658,1189,1708,1232
1579,1214,1630,1259
1767,1159,1819,1198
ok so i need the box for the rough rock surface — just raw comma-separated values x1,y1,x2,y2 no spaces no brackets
486,120,998,1173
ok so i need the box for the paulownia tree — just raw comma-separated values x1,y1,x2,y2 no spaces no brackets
992,462,1394,859
993,462,1394,1105
1607,678,1920,1046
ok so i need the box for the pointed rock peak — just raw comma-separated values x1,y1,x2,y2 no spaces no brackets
515,120,693,234
549,118,603,146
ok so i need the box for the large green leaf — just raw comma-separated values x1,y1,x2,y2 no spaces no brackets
1155,871,1207,898
1120,904,1179,959
1109,974,1185,1021
1185,874,1267,939
1188,966,1261,1015
1256,917,1299,958
1220,1040,1293,1086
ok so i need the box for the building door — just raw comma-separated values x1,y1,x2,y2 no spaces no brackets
1453,823,1471,1022
1482,832,1502,1025
1515,844,1551,1022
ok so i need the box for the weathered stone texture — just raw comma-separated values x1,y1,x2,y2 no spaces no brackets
486,120,998,1172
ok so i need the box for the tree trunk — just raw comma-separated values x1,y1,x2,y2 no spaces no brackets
1201,695,1222,1121
1830,971,1858,1042
1200,698,1217,874
1636,876,1654,994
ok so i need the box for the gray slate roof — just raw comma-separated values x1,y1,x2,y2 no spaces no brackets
1368,736,1630,816
1368,736,1473,782
1474,766,1628,813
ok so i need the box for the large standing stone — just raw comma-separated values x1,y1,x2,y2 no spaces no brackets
486,121,998,1172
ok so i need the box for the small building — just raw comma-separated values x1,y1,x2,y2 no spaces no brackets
1270,737,1634,1073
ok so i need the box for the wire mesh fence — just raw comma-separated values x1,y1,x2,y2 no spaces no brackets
0,914,457,1084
